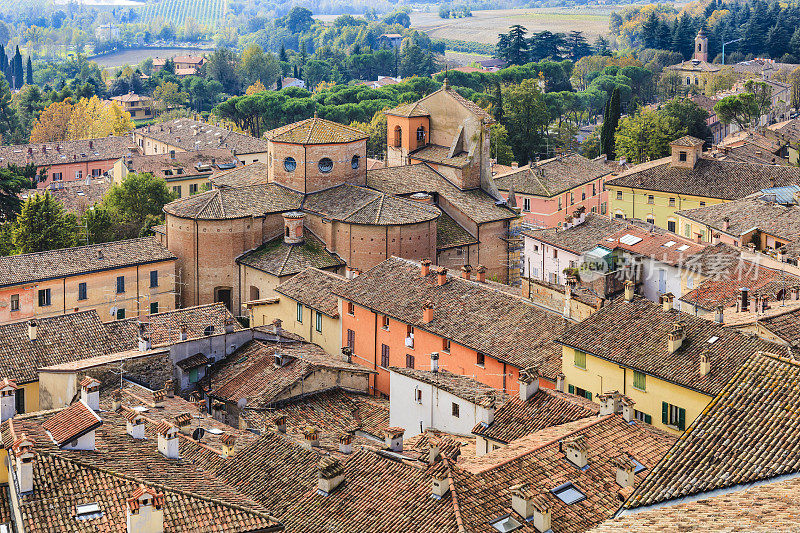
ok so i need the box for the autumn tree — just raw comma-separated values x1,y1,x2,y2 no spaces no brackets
30,99,74,143
153,81,188,114
246,80,266,95
67,96,133,140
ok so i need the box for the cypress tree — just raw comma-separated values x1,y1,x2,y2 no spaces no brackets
13,46,22,90
25,57,32,86
601,88,621,160
0,45,6,74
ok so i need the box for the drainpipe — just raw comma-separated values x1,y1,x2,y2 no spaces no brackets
195,219,200,305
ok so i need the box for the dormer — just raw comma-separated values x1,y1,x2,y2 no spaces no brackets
80,376,101,411
156,420,180,460
0,378,18,422
670,136,704,169
126,485,165,533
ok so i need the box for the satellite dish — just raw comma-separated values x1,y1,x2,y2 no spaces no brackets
237,397,248,409
192,427,205,441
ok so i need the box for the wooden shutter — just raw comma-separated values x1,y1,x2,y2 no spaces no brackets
661,402,668,425
678,408,686,431
645,414,652,424
568,384,575,394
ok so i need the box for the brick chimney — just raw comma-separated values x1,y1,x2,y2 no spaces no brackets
12,434,35,494
422,301,435,323
510,484,551,532
273,414,286,433
624,280,635,302
430,351,439,373
317,457,345,496
384,427,404,452
174,412,192,434
302,426,319,449
338,433,353,454
613,453,636,488
476,265,486,283
126,485,165,533
156,420,180,459
667,323,685,353
80,376,101,411
621,396,636,423
0,378,18,422
461,265,472,280
27,320,37,341
221,434,236,458
598,391,622,416
164,380,174,398
518,367,540,401
561,435,588,468
700,350,711,376
660,292,674,312
125,410,146,439
421,259,431,277
436,267,448,286
282,211,305,245
111,389,123,411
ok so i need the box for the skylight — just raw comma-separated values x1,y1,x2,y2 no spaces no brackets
490,515,522,532
663,241,676,247
631,458,646,474
552,482,586,504
677,244,690,251
708,336,719,344
619,234,643,246
207,427,223,434
75,503,102,520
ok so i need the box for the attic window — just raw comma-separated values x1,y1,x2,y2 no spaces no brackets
75,502,102,520
619,234,643,246
490,515,522,532
677,244,690,251
708,336,719,344
663,241,676,247
552,482,586,504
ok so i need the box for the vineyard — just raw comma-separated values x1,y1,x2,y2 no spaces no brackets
138,0,229,27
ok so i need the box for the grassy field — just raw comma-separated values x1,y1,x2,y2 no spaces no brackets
410,7,620,45
138,0,228,27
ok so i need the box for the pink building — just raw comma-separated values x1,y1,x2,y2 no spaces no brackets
493,154,611,229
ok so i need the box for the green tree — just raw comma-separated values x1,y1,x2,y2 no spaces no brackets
25,57,32,86
238,44,280,89
0,166,31,221
11,192,78,253
0,75,20,143
502,78,549,163
97,173,176,240
615,109,686,164
204,48,240,94
497,25,529,66
490,123,514,165
660,97,710,140
714,93,760,130
600,87,620,159
12,46,22,90
82,205,117,244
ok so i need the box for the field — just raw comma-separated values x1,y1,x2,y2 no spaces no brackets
410,7,619,45
90,47,215,68
138,0,228,27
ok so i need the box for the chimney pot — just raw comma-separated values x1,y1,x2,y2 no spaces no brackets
476,265,486,283
156,420,180,459
302,426,320,449
317,457,345,495
714,306,724,324
420,259,431,277
518,367,540,401
27,320,38,341
621,397,636,423
700,350,711,376
273,415,286,433
125,411,146,439
431,468,450,498
436,267,448,286
12,434,35,494
221,434,236,458
272,318,283,336
422,301,435,324
668,323,685,353
164,380,174,398
430,351,439,373
556,373,565,393
461,264,472,280
598,391,623,416
613,453,636,488
384,427,404,452
80,376,101,411
660,293,674,312
510,484,551,531
562,435,588,468
338,433,353,454
126,485,165,533
624,280,635,301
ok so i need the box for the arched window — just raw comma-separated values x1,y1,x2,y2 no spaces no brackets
351,155,360,169
318,158,333,173
394,126,402,147
697,43,702,52
285,226,290,237
416,126,426,144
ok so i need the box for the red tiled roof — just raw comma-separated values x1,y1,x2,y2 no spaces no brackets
41,401,101,446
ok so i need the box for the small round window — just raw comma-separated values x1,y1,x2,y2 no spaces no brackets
283,157,297,172
351,155,360,169
318,158,333,173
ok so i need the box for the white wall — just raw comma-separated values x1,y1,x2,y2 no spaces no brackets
389,370,491,439
524,236,582,284
631,256,684,309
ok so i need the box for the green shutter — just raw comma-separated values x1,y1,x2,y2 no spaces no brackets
678,408,686,431
568,384,575,394
662,402,668,425
645,414,652,425
586,392,592,401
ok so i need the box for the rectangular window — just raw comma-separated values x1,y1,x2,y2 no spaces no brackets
53,172,62,181
405,353,415,369
442,339,450,353
581,191,586,201
685,224,691,238
633,371,646,391
558,198,562,211
699,201,706,207
662,402,686,430
116,308,126,320
615,213,624,219
574,350,586,369
477,352,485,367
296,302,303,322
116,276,125,294
189,368,199,383
634,410,652,424
679,151,687,162
150,270,158,288
451,402,460,418
10,294,19,311
150,302,159,314
173,186,182,197
553,249,558,259
667,220,676,233
347,329,355,350
687,276,694,289
570,193,574,205
669,197,676,207
592,183,596,196
381,344,390,367
15,388,24,414
347,302,355,315
415,389,422,403
616,191,623,200
189,184,199,195
381,315,389,329
92,168,101,177
647,195,654,204
78,282,87,301
523,198,531,212
75,170,82,180
601,202,607,215
552,482,586,505
38,289,51,307
315,310,322,333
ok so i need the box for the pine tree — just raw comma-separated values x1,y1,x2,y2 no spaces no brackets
25,57,32,86
641,11,659,49
0,45,6,74
277,76,282,89
11,192,78,253
279,43,288,62
492,81,503,122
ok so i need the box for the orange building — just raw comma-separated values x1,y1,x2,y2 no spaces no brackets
334,256,571,396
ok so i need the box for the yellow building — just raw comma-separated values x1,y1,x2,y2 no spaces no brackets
556,286,779,434
110,92,154,121
249,268,347,356
607,136,800,233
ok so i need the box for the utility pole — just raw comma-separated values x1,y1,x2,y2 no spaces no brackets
722,38,743,65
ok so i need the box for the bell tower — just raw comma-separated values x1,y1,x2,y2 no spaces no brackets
694,29,708,62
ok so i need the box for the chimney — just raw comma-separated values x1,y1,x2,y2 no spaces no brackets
152,389,165,408
345,266,361,279
621,396,636,423
126,485,165,533
0,379,18,422
700,350,711,376
164,380,174,398
598,391,622,416
341,346,353,364
80,376,101,411
561,435,588,468
714,306,724,324
422,301,435,324
556,373,565,393
282,211,305,245
668,323,685,353
12,434,35,494
476,265,486,283
613,454,636,488
221,434,236,458
110,389,122,410
273,415,286,433
174,413,192,434
27,320,37,341
518,367,540,401
431,465,450,498
738,287,750,312
272,318,283,336
624,280,635,302
125,410,146,439
156,420,180,459
436,267,448,286
430,351,440,373
138,328,151,351
384,427,404,452
338,433,353,454
564,276,577,318
420,259,431,277
317,457,345,496
461,265,472,280
302,426,319,449
169,150,175,159
660,292,674,312
510,484,551,532
224,318,235,334
511,161,519,169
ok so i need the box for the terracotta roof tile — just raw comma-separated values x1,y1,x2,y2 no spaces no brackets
523,214,630,254
134,118,270,154
0,136,135,167
758,307,800,345
266,117,368,144
163,182,303,219
274,268,348,317
494,154,611,197
20,179,111,214
303,183,441,225
677,197,800,242
41,401,102,446
236,234,345,278
390,367,509,406
210,161,270,188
